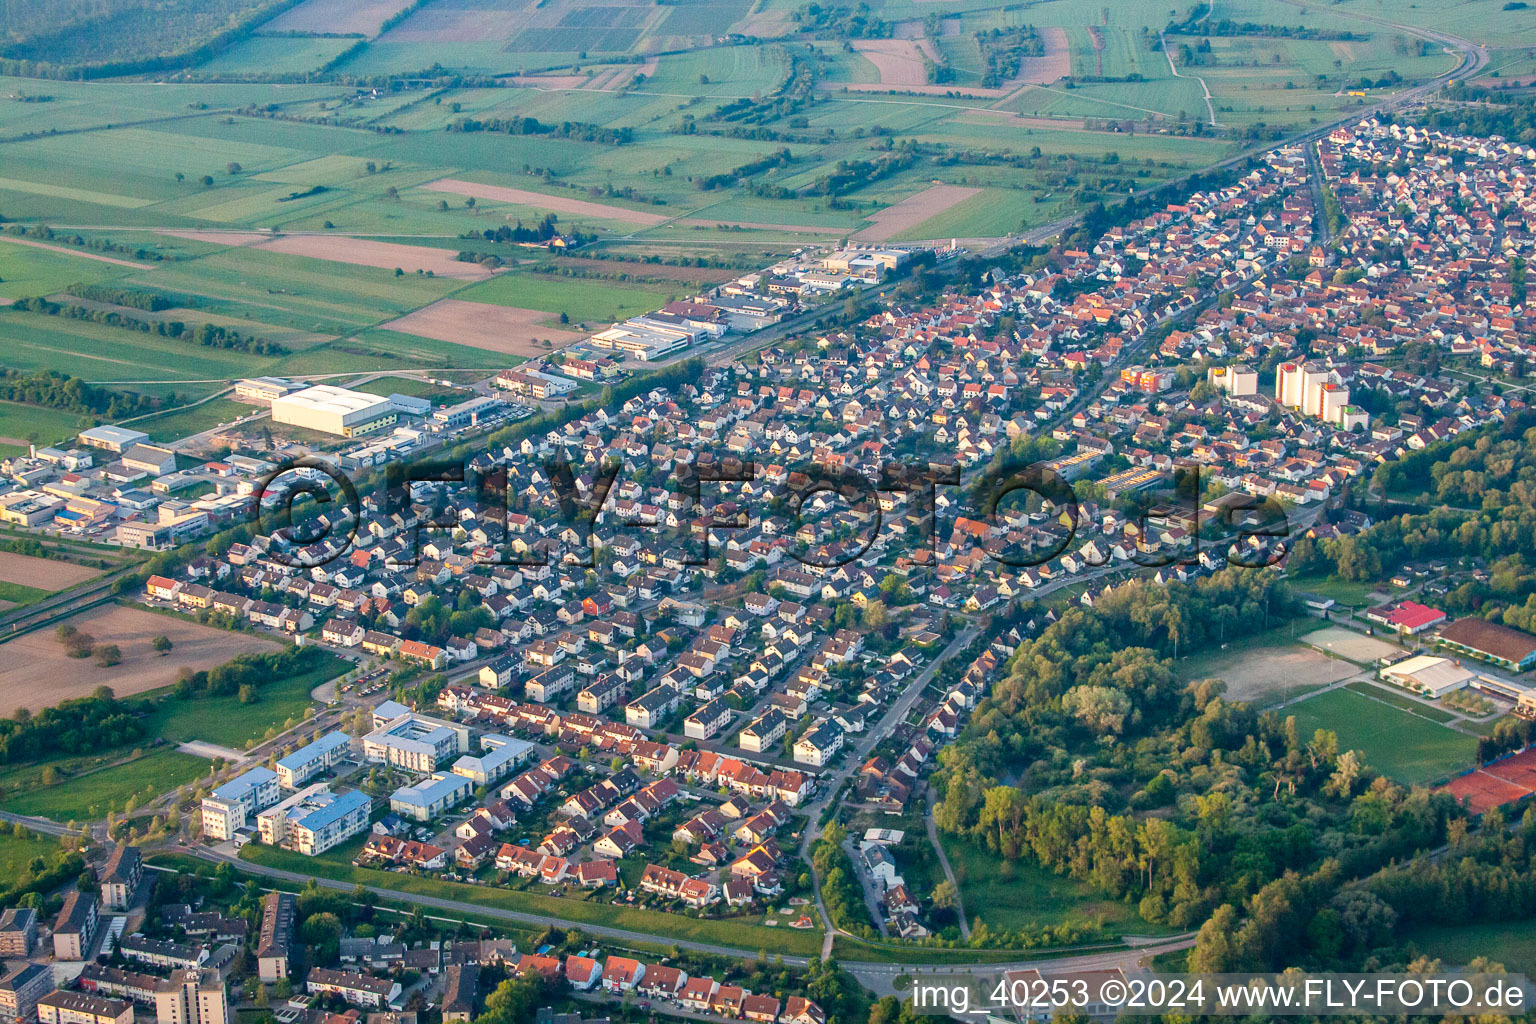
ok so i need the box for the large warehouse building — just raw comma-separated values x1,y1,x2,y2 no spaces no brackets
270,385,397,438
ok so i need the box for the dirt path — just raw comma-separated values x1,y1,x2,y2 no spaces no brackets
423,178,669,226
0,234,151,269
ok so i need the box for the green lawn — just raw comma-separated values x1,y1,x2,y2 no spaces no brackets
0,399,95,454
136,651,347,749
1408,920,1536,973
2,748,209,821
1285,572,1381,609
1344,680,1458,723
942,835,1169,940
0,580,50,607
240,840,824,956
1284,687,1477,786
131,398,254,443
0,827,61,876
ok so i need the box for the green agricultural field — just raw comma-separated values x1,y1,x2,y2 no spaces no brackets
1284,687,1477,786
198,35,360,76
123,247,456,337
0,311,276,395
0,581,50,607
241,840,825,956
0,241,134,301
457,272,674,324
0,399,95,454
2,748,208,821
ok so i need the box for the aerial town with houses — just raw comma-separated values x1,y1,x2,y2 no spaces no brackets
6,108,1536,1024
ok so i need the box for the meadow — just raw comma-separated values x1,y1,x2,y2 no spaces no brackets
0,399,94,453
942,834,1172,939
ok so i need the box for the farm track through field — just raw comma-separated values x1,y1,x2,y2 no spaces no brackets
0,235,151,269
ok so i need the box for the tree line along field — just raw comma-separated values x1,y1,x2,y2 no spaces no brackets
0,641,349,823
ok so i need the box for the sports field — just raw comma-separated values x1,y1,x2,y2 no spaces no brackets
1285,687,1477,786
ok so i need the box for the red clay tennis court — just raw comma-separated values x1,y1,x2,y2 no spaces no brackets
1439,769,1533,815
1483,747,1536,789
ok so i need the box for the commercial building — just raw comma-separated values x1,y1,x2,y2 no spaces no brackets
100,844,144,911
363,713,467,772
234,377,301,404
53,890,100,961
390,773,472,822
0,964,52,1022
257,785,371,856
494,370,576,400
153,971,230,1024
79,425,149,453
1438,619,1536,673
275,732,352,789
202,767,281,841
271,385,398,438
431,397,502,429
256,892,297,983
37,992,133,1024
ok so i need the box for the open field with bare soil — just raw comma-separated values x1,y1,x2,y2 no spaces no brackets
1015,26,1071,84
1303,626,1405,665
380,298,585,356
854,184,981,241
0,604,280,717
423,178,669,226
1181,631,1361,705
853,39,930,87
253,235,492,279
0,551,101,590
